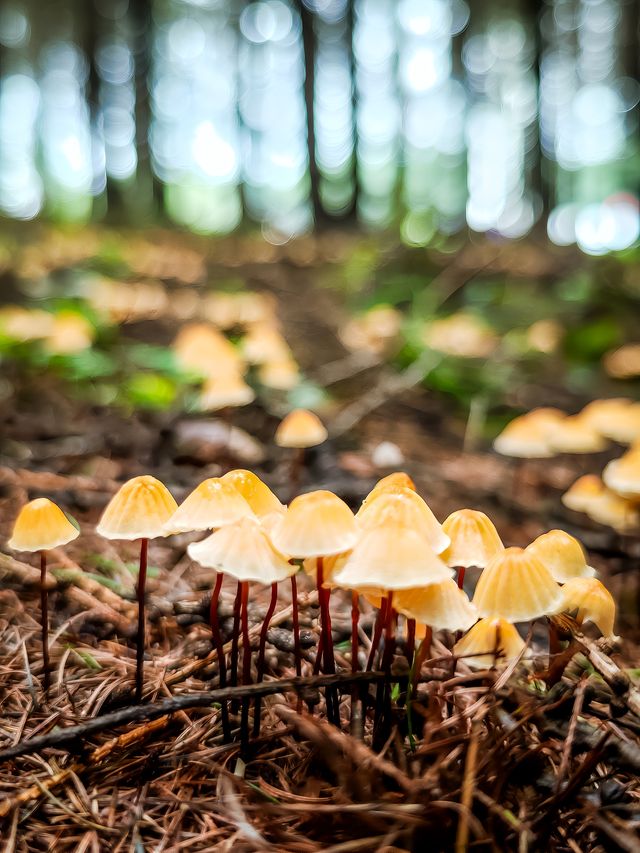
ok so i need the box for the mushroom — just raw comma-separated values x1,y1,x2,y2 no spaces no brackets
271,490,357,724
188,517,296,744
97,475,178,702
8,498,80,692
275,409,328,498
579,398,633,434
472,547,562,623
525,529,596,583
547,415,607,454
603,449,640,499
555,577,616,638
561,475,606,514
453,617,525,669
441,508,504,589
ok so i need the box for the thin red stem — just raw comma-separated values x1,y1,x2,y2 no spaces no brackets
210,573,231,741
290,573,302,678
457,566,466,590
40,551,50,693
366,596,388,671
253,582,279,737
316,558,335,674
406,617,416,665
230,580,242,713
240,581,251,753
351,591,359,675
135,538,148,703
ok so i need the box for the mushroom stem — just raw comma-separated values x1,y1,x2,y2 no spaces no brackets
253,581,279,737
39,550,50,693
289,447,305,500
135,537,149,703
290,573,302,678
411,626,432,700
366,595,389,671
210,572,231,741
316,557,339,725
373,593,395,744
240,580,251,753
229,580,242,711
380,593,396,675
405,617,416,665
456,566,466,590
350,590,359,722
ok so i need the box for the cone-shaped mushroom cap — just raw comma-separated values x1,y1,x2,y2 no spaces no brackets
493,415,552,458
357,488,449,554
453,617,525,669
586,488,640,533
441,509,504,569
370,472,416,494
395,579,478,632
331,525,453,592
275,409,328,448
221,469,284,517
270,490,357,557
164,478,255,534
556,577,616,637
242,325,291,364
199,374,255,411
595,403,640,444
526,407,566,430
258,359,300,390
580,397,632,432
547,416,607,454
603,450,640,499
603,344,640,379
173,323,242,378
97,475,178,540
525,529,595,583
188,517,296,584
561,475,606,513
9,498,80,552
473,547,562,622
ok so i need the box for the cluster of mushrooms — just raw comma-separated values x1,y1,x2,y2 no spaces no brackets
494,398,640,533
8,409,616,743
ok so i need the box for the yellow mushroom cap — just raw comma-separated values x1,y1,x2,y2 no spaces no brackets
369,471,416,494
258,359,300,391
453,617,526,669
164,478,255,534
594,403,640,444
275,409,328,448
525,529,595,583
561,475,606,513
8,498,80,552
242,325,291,364
493,415,552,459
356,489,450,555
422,313,498,359
556,577,616,637
331,525,453,592
547,415,607,454
97,475,178,540
198,374,255,411
441,509,504,569
526,407,566,432
603,344,640,380
188,517,296,584
586,488,640,534
394,579,478,632
473,546,562,622
579,397,633,434
45,311,94,354
603,450,640,499
173,323,242,378
221,469,284,517
270,490,357,558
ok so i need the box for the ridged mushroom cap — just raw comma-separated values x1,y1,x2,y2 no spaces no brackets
453,617,526,669
357,487,449,554
8,498,80,552
163,478,255,535
525,529,595,583
188,517,296,584
97,475,178,540
555,577,616,638
473,547,562,622
394,579,478,632
274,409,328,449
222,469,284,517
441,509,504,569
331,525,453,592
270,490,357,558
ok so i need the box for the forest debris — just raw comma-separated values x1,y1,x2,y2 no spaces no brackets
0,466,119,495
174,420,265,465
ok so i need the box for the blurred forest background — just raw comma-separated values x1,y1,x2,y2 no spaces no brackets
0,0,638,251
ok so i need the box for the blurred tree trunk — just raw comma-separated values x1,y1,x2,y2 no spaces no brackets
298,0,325,227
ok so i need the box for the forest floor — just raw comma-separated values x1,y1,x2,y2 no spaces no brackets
1,234,640,851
